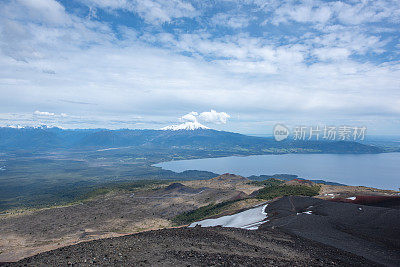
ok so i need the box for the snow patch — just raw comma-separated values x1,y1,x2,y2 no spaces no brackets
189,204,269,230
161,121,210,131
7,125,24,129
346,196,356,200
3,124,65,130
297,211,313,215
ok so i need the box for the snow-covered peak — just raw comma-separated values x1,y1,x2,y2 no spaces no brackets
2,124,65,130
7,125,24,129
161,121,210,131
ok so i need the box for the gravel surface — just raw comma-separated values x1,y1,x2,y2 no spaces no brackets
0,184,243,262
2,194,398,266
262,196,400,266
3,226,375,266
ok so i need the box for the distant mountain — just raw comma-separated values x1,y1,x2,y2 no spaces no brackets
0,127,384,154
161,121,210,130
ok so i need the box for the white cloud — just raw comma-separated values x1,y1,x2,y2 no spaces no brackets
333,0,400,25
0,112,146,129
211,13,251,29
0,0,399,133
81,0,130,10
180,111,198,122
33,111,69,118
135,0,197,24
310,29,386,56
13,0,70,25
34,110,55,116
0,0,114,62
177,110,231,125
199,110,230,124
313,47,351,61
81,0,198,24
268,0,400,26
272,2,332,25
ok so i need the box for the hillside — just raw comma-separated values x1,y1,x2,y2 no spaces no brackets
1,175,398,264
4,227,374,266
0,127,383,154
4,194,399,266
262,196,400,266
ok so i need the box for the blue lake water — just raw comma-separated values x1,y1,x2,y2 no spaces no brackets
155,153,400,190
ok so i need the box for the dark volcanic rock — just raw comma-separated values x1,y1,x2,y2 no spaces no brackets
165,182,186,190
262,196,400,266
159,183,203,195
6,227,374,266
3,196,398,266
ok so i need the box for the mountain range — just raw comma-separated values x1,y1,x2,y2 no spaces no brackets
0,126,383,154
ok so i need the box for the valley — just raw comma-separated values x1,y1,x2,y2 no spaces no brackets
0,127,399,266
0,126,392,212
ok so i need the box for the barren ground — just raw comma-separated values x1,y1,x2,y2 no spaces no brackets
0,175,259,262
1,175,398,265
4,227,376,266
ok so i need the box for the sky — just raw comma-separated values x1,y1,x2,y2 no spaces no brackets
0,0,399,134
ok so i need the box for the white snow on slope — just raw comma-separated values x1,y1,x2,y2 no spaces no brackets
161,121,210,131
297,211,313,215
3,124,65,129
189,204,269,230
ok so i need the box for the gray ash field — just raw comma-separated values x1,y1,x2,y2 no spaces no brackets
4,227,375,267
262,196,400,266
1,175,399,266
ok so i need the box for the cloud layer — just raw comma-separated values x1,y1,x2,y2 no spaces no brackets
0,0,399,133
178,110,230,126
199,110,230,125
34,110,56,116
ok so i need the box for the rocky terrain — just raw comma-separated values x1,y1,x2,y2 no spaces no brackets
3,226,375,266
0,175,260,262
181,173,263,195
1,174,399,266
262,196,400,266
318,183,400,200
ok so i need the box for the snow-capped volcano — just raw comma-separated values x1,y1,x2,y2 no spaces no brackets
161,121,210,131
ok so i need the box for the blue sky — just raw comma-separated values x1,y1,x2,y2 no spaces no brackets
0,0,399,134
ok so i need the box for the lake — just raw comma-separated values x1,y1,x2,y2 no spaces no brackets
155,153,400,190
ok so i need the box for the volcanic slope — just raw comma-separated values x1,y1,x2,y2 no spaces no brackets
262,196,400,266
5,226,375,266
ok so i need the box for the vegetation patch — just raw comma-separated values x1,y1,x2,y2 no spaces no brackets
1,180,173,213
172,199,241,225
80,180,172,199
249,178,284,187
255,184,320,199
